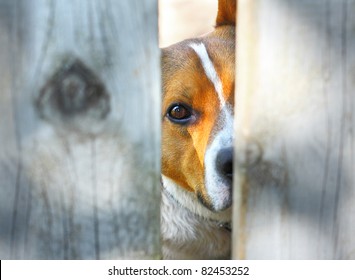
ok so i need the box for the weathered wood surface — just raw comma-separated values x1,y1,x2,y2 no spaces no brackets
233,0,355,259
0,0,161,259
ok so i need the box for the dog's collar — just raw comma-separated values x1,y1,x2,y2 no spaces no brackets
161,176,232,231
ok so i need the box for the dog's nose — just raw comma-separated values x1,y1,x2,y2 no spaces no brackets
216,147,233,183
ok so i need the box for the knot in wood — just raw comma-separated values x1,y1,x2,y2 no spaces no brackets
37,58,110,122
235,139,263,169
59,75,88,114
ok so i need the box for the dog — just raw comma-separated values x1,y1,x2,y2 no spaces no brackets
160,0,236,259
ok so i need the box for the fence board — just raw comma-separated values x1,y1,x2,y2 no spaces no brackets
0,0,161,259
233,0,355,259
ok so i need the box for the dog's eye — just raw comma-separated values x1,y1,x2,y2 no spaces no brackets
167,103,193,124
169,105,190,119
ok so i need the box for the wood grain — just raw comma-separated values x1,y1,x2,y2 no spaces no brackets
0,0,161,259
233,0,355,259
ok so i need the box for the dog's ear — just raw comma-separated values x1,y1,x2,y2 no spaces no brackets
216,0,237,26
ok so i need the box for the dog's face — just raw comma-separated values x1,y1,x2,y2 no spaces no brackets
161,1,236,212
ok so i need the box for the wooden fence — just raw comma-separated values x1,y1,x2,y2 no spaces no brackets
233,0,355,259
0,0,354,260
0,0,160,259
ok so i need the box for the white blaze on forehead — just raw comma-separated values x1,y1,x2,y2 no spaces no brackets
189,42,234,211
189,42,226,108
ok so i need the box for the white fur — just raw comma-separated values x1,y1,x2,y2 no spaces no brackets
161,43,233,259
204,108,233,210
190,42,234,210
162,176,231,222
189,43,225,108
161,176,231,259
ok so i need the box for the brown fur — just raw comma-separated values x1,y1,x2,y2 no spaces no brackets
161,0,236,259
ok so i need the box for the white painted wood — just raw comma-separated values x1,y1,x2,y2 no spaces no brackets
233,0,355,259
0,0,161,259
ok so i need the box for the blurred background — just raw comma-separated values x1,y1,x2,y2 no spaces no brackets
159,0,217,47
